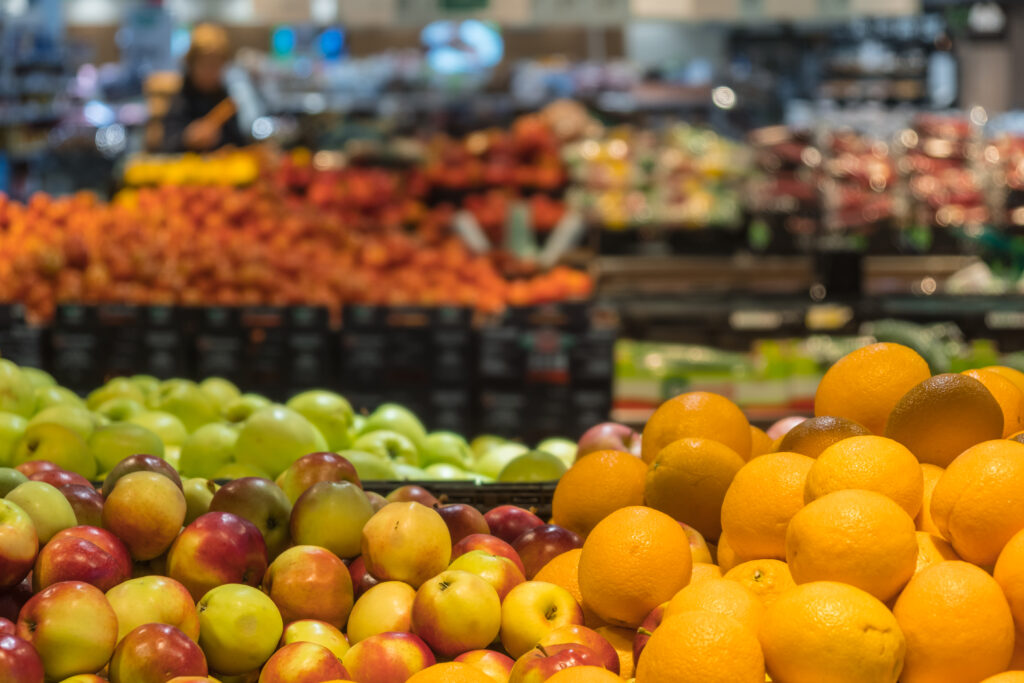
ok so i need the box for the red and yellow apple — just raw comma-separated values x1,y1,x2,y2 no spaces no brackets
500,581,585,658
58,484,104,527
33,525,131,592
280,619,349,659
448,549,524,600
102,471,186,561
263,545,352,628
454,649,515,682
348,556,379,599
0,633,45,683
346,581,416,644
680,522,713,564
360,502,451,588
106,575,200,643
536,624,619,674
341,632,435,683
452,533,526,576
509,643,603,683
411,570,501,658
208,477,292,559
633,602,666,665
257,642,349,683
108,623,208,683
275,452,361,504
166,511,268,601
0,499,37,588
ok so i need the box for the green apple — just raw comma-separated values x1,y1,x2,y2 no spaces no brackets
164,444,181,470
475,443,529,479
27,405,95,441
86,377,145,410
197,583,283,675
13,422,96,478
183,477,219,524
20,366,55,389
470,435,507,460
351,430,419,467
359,403,427,452
233,405,327,478
199,377,241,410
6,480,77,542
350,413,366,436
128,411,188,446
341,450,398,481
393,463,428,480
0,360,34,417
286,390,353,451
422,431,472,468
178,422,238,479
222,393,272,424
497,450,567,482
0,412,27,466
0,467,27,496
536,438,578,469
95,397,145,422
129,374,161,403
88,422,165,473
423,463,472,480
33,385,85,413
152,379,219,433
212,462,271,479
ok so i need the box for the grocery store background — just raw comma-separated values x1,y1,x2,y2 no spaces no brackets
2,0,1024,440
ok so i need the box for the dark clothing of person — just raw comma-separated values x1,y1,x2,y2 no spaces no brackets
161,78,246,152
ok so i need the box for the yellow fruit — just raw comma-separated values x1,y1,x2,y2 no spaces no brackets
552,450,648,538
664,578,764,633
914,531,958,575
720,452,815,560
748,426,773,460
644,437,744,541
778,416,871,458
723,560,795,608
814,342,931,435
914,463,944,535
994,528,1024,631
691,562,722,584
547,666,623,682
981,673,1024,683
930,439,1024,566
760,581,905,683
595,626,635,679
786,489,917,602
965,368,1024,436
716,533,741,573
804,435,924,517
635,611,764,683
984,366,1024,393
579,506,692,628
534,549,603,629
885,373,1004,467
641,392,751,464
893,561,1014,683
406,662,494,683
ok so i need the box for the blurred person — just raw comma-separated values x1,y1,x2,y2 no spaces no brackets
162,23,246,152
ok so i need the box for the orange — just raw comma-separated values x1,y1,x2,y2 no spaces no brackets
691,562,722,584
723,559,795,608
786,489,917,602
981,673,1024,683
546,666,623,682
760,581,905,683
579,506,692,628
534,549,603,629
914,531,958,575
804,435,924,517
778,416,871,458
885,373,1004,467
644,437,745,541
406,662,494,683
915,463,944,535
930,439,1024,565
641,391,751,464
814,342,931,434
994,528,1024,630
594,626,635,679
1013,636,1024,669
720,452,815,560
715,533,740,573
893,561,1015,683
984,365,1024,394
552,450,648,538
664,578,764,633
965,368,1024,436
748,426,773,460
635,611,764,683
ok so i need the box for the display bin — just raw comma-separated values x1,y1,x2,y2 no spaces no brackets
360,480,558,519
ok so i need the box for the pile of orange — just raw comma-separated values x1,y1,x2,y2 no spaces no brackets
547,343,1024,681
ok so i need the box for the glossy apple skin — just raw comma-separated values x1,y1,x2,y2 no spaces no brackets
101,454,183,497
411,570,502,658
196,584,283,676
58,484,104,527
341,632,436,683
512,525,583,579
633,603,666,665
0,499,38,588
500,581,585,658
102,471,187,561
106,575,200,643
436,504,490,545
257,641,349,683
537,624,619,674
275,452,361,504
108,623,208,683
0,617,13,636
384,485,438,508
452,533,527,577
448,550,525,601
166,512,268,601
509,643,603,683
361,502,451,588
13,461,59,478
33,526,131,592
484,506,544,546
17,580,118,681
346,581,416,645
27,469,91,490
0,633,45,683
280,619,350,659
576,422,642,460
208,478,292,559
349,555,379,599
455,649,515,682
290,481,373,560
263,545,353,628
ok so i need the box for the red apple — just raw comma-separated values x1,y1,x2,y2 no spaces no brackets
452,533,526,576
275,452,361,504
14,461,59,478
166,512,268,601
0,499,38,588
509,643,603,683
209,477,292,558
436,504,490,545
485,506,544,545
0,618,13,636
341,632,436,683
0,634,44,683
28,469,92,489
34,526,131,592
455,649,514,682
349,555,379,599
258,641,349,683
101,454,182,497
385,485,438,507
537,624,619,674
513,525,583,579
633,602,666,666
576,423,642,460
0,578,32,622
263,545,353,628
108,624,207,683
58,485,104,527
448,550,525,601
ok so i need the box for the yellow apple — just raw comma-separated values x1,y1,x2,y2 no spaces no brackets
411,570,501,658
346,581,416,644
106,575,200,643
197,584,283,675
360,502,451,588
280,619,350,659
500,581,585,658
